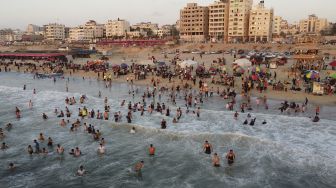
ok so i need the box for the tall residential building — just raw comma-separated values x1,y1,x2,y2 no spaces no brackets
299,14,329,34
43,23,65,40
228,0,253,42
179,3,209,42
84,20,105,38
105,19,130,38
248,1,273,42
208,0,229,42
69,26,93,42
272,16,282,37
26,24,43,34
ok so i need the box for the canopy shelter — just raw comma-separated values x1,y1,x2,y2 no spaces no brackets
179,60,198,68
329,61,336,67
0,53,65,58
292,54,324,71
233,58,252,67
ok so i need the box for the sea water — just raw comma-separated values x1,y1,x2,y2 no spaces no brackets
0,72,335,188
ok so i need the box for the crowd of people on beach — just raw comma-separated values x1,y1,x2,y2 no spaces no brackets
0,53,325,178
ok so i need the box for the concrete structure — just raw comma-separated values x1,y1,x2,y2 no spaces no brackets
26,24,43,34
84,20,105,38
272,16,282,37
69,20,105,42
179,3,209,42
248,1,273,42
44,23,65,40
105,19,130,38
299,14,329,34
208,0,229,42
127,30,148,38
228,0,253,42
131,22,159,31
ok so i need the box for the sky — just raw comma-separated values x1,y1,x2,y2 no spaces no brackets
0,0,335,30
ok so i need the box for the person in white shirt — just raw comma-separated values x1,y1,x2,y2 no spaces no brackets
77,165,86,176
130,127,136,134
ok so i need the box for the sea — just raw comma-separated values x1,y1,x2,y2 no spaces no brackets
0,72,335,188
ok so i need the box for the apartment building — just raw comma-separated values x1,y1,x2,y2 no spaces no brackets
248,1,273,42
105,19,130,38
84,20,105,38
299,14,329,34
208,0,229,42
44,23,65,40
179,3,209,42
228,0,253,42
272,16,282,37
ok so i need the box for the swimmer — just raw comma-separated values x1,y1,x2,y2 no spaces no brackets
34,140,40,153
203,140,213,155
234,111,239,120
243,119,248,125
38,133,45,141
27,145,34,155
130,127,136,134
212,153,220,167
47,137,53,147
77,165,86,176
8,163,15,170
97,144,105,154
149,144,155,156
161,119,167,129
6,123,12,130
262,120,267,124
172,118,178,123
60,119,66,127
134,161,144,172
42,113,48,120
41,148,48,155
69,149,75,156
74,147,82,157
1,142,9,150
226,149,236,165
56,144,64,154
100,138,106,145
28,100,33,109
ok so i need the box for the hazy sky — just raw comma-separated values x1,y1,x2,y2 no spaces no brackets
0,0,335,30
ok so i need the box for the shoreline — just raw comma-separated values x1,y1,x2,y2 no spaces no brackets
2,68,336,107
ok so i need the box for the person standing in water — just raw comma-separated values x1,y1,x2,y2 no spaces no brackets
212,153,220,167
77,165,86,176
149,144,155,156
203,140,213,154
226,149,236,165
134,161,144,176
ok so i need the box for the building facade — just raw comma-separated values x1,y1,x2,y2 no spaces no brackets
179,3,209,42
228,0,253,42
208,0,229,42
44,23,65,40
26,24,43,34
299,15,329,34
272,16,283,37
131,22,159,31
248,1,273,42
105,19,130,38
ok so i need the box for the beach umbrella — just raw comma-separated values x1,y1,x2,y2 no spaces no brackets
330,73,336,79
329,61,336,67
120,63,128,69
234,58,252,67
306,70,319,79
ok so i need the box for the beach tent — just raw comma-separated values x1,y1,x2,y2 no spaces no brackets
138,60,155,66
179,60,198,68
312,82,324,95
234,58,252,67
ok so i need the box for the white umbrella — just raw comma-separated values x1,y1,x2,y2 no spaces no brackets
234,58,252,67
179,60,198,68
